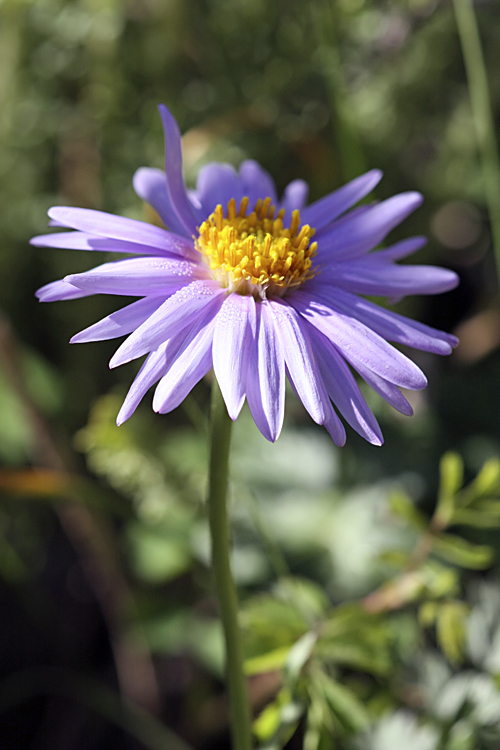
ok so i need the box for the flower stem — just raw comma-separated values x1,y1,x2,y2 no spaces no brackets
453,0,500,288
207,379,252,750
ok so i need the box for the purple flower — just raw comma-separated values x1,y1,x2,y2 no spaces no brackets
32,105,459,446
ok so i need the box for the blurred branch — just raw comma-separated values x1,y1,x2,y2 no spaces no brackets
0,313,161,715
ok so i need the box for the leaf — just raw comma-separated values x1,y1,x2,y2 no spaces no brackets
460,458,500,503
316,640,391,676
315,670,370,734
451,506,500,529
284,631,318,685
439,452,464,500
419,601,439,627
435,452,463,527
436,601,469,665
378,549,410,568
421,562,459,599
245,647,291,676
273,576,329,622
127,523,192,583
253,687,303,748
389,490,427,529
241,595,308,660
432,532,494,569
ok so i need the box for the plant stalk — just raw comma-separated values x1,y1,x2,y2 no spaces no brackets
453,0,500,288
207,379,252,750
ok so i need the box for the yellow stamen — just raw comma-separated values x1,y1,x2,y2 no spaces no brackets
196,197,318,297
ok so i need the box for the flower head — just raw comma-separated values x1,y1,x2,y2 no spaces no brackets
32,105,459,446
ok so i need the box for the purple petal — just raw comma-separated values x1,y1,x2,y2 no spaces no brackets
48,206,194,258
31,229,188,258
323,414,347,447
158,104,200,236
373,236,427,261
301,169,382,230
269,300,334,425
246,301,285,442
153,314,217,414
36,280,95,302
319,260,459,297
239,160,278,208
290,290,427,390
308,284,458,354
109,279,225,367
213,294,256,420
353,361,413,416
280,179,309,223
133,167,196,238
70,296,168,344
64,257,202,296
117,342,172,424
309,327,383,445
195,163,243,216
316,192,423,261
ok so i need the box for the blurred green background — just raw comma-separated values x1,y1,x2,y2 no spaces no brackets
1,0,500,749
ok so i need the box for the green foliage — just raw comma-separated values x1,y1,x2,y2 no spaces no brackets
3,0,500,747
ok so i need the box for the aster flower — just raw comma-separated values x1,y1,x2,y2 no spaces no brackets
32,105,458,446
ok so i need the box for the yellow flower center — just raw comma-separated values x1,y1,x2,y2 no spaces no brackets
195,196,317,297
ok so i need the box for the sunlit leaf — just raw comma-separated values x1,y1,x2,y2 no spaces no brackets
436,601,469,665
460,458,500,503
432,532,493,569
389,490,427,529
284,631,318,685
435,452,463,527
315,669,370,734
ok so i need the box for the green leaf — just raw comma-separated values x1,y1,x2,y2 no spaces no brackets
378,549,410,568
439,452,464,499
127,523,192,583
389,490,427,529
241,595,308,660
315,670,370,734
253,687,303,748
435,452,464,527
244,646,291,676
461,458,500,503
432,532,494,569
316,640,391,676
419,601,439,627
421,561,460,598
436,601,469,665
451,506,500,528
284,631,318,685
273,576,329,622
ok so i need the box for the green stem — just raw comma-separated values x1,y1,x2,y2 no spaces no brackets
207,379,252,750
453,0,500,288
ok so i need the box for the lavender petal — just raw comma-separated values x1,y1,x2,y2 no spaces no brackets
64,257,202,296
36,280,95,302
316,192,423,260
109,279,225,367
246,301,285,442
269,300,334,425
213,294,256,420
158,104,200,236
291,290,427,390
307,284,458,354
302,169,383,230
133,167,196,238
310,327,384,445
70,296,168,344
